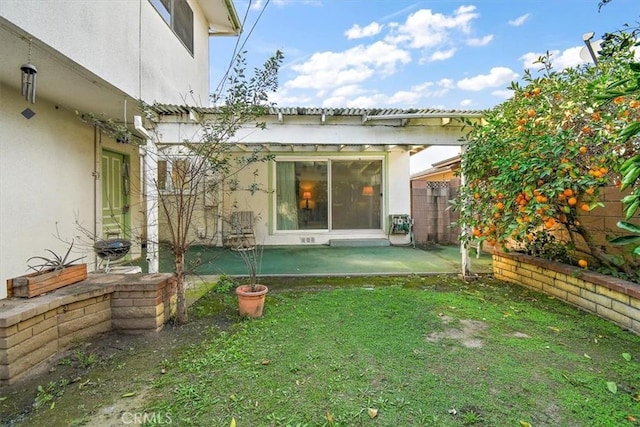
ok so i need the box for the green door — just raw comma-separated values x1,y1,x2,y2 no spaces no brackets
101,150,130,239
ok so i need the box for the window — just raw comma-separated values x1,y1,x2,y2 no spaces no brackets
157,158,192,191
275,159,382,231
149,0,194,54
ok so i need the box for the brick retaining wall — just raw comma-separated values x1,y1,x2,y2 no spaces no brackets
0,273,176,385
493,251,640,334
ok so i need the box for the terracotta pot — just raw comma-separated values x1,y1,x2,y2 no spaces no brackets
235,284,269,318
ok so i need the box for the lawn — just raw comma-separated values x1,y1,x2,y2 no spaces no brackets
2,275,638,426
144,275,640,427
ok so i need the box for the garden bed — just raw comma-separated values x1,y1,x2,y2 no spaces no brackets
492,251,640,334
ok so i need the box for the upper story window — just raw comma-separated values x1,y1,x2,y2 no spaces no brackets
149,0,194,55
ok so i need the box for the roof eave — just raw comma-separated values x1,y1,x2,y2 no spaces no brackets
199,0,242,36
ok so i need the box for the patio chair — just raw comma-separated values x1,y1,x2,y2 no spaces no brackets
226,211,256,249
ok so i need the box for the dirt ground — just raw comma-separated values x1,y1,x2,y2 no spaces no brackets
0,304,235,427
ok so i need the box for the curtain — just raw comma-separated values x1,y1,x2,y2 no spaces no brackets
276,162,298,230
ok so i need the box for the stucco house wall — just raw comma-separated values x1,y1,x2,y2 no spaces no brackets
0,0,240,299
0,0,214,104
0,88,144,296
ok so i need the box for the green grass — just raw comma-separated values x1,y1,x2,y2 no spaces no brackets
145,276,640,426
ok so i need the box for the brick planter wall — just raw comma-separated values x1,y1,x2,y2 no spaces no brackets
0,273,176,385
493,251,640,334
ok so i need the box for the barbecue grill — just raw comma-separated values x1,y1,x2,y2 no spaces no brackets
93,239,131,272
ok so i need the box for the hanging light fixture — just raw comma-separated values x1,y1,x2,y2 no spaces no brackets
21,38,37,104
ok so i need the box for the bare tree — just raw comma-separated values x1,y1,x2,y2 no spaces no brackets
146,51,283,324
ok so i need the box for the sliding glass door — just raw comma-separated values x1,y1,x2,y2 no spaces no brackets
275,158,382,231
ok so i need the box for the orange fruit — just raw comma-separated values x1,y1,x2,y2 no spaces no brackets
474,193,481,200
536,195,548,203
472,228,482,237
532,87,541,96
579,146,588,154
563,188,573,197
496,202,504,210
527,109,536,118
630,100,640,109
580,203,590,212
567,197,577,206
578,259,588,268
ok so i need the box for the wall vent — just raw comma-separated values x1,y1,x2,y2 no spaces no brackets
300,237,316,244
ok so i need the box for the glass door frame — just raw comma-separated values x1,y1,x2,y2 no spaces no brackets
272,155,385,233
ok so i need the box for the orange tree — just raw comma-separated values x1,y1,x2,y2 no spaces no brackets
453,25,640,282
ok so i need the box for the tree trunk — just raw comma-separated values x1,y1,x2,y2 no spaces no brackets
174,251,188,324
573,224,633,274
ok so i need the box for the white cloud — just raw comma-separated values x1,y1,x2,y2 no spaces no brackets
467,34,493,47
438,78,455,89
387,90,422,106
520,47,584,72
345,22,383,39
428,48,456,62
460,99,473,107
330,84,366,99
390,5,480,49
457,67,519,91
491,89,515,100
508,13,530,27
285,41,411,91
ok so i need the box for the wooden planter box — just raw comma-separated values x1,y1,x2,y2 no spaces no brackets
7,264,88,298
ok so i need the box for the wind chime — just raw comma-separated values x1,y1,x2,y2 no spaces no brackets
21,38,37,104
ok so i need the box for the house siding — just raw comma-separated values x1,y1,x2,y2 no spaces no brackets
0,0,211,104
0,88,144,299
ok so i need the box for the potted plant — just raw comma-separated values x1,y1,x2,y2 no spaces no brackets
226,212,268,318
7,241,87,298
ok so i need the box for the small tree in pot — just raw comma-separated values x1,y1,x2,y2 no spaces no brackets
226,212,268,318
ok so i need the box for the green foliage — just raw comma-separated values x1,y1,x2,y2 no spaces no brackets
523,231,571,264
597,25,640,259
34,379,69,410
454,22,640,278
26,240,84,272
214,274,237,294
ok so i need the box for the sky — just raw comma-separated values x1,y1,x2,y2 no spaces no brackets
209,0,640,171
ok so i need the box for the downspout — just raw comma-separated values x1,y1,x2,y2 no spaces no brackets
93,126,100,269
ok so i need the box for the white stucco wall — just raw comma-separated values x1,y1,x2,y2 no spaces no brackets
0,86,143,300
1,0,210,104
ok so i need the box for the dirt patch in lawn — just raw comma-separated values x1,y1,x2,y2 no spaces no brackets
426,315,489,349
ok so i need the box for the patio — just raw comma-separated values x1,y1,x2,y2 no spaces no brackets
152,244,493,277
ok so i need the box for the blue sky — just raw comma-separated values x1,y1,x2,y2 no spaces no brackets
209,0,639,171
211,0,638,111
